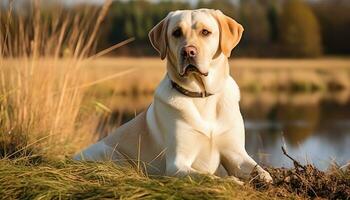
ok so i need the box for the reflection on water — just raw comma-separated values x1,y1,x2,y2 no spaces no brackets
243,92,350,170
101,90,350,170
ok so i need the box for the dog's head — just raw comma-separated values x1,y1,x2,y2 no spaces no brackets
149,9,243,93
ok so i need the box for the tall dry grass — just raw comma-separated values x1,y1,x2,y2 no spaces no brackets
0,0,121,158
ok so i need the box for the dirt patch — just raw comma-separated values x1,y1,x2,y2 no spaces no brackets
251,147,350,199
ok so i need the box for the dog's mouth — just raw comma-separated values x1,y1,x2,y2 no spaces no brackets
180,64,208,77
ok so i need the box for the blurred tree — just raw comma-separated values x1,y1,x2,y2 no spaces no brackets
311,0,350,55
279,0,322,57
266,0,279,42
95,0,350,57
98,0,191,56
238,0,271,56
197,0,238,18
3,0,350,57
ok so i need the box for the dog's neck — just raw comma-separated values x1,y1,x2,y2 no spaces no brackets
166,54,229,96
170,78,213,98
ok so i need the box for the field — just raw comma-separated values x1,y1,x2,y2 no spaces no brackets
85,57,350,95
5,57,350,155
1,57,350,199
1,2,349,198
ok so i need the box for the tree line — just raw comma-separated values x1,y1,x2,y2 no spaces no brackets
1,0,349,58
98,0,350,57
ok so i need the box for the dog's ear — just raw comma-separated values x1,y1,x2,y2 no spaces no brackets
149,14,170,60
213,10,244,57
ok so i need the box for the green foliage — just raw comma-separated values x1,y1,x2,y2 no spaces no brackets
102,1,191,43
279,0,322,57
3,0,350,57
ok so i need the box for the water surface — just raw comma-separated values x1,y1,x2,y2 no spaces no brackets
242,91,350,170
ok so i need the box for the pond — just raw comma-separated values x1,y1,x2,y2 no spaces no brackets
241,90,350,170
101,90,350,170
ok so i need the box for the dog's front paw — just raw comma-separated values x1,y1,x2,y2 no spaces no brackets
258,170,273,183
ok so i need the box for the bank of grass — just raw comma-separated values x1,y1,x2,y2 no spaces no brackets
0,154,349,200
0,157,277,200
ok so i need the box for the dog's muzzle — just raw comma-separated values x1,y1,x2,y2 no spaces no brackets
180,64,208,77
179,45,207,77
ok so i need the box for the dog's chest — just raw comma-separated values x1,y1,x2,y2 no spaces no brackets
188,99,233,173
193,97,218,120
190,96,234,137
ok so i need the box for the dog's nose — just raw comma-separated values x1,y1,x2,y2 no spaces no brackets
181,46,197,58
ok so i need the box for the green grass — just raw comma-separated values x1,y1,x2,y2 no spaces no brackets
0,158,279,200
1,152,348,199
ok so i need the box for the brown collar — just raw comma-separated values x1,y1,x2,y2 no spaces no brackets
170,79,213,98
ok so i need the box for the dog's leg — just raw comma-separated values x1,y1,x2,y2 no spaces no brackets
74,141,112,161
73,140,126,163
165,155,201,177
218,108,272,183
220,150,272,183
167,165,200,177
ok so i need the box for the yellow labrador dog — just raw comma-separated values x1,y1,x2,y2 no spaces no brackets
74,9,272,183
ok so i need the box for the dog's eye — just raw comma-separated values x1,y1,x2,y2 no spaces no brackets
172,28,182,38
201,29,211,36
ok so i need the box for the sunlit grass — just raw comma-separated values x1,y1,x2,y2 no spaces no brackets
0,1,114,157
0,158,277,200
